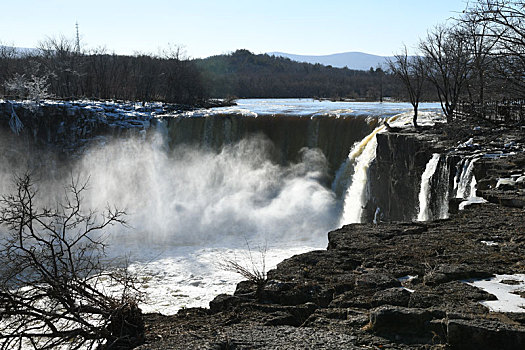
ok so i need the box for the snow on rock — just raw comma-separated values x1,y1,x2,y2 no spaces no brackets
1,99,182,129
466,274,525,313
496,178,517,189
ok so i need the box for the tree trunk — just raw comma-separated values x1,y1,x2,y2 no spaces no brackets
413,107,419,128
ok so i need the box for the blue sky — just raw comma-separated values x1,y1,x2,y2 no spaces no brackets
1,0,468,58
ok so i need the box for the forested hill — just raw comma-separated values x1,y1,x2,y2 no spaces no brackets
0,44,424,103
194,49,404,100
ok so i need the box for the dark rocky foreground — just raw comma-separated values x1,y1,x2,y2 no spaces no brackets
137,203,525,350
137,121,525,350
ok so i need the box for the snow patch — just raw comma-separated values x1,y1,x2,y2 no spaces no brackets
466,274,525,313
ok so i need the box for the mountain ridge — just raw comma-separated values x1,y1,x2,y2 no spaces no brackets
267,51,393,71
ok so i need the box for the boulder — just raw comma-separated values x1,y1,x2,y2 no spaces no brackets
423,264,493,286
368,305,446,341
447,318,525,350
209,294,244,313
260,280,334,307
355,270,401,290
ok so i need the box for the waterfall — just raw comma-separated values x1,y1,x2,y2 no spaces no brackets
417,154,451,221
469,174,477,198
436,156,450,219
332,128,378,198
417,154,441,221
453,159,464,196
0,100,448,316
203,116,215,148
339,132,378,224
167,114,376,174
417,154,486,221
455,157,478,199
455,157,487,210
307,117,320,148
337,113,404,225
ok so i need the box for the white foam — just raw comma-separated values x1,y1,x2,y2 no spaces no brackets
117,243,319,315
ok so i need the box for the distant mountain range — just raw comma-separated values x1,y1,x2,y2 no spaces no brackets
267,52,393,71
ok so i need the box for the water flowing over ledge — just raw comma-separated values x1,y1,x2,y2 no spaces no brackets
417,154,442,221
1,99,448,314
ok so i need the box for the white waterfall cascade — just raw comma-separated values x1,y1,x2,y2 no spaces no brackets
417,153,441,221
469,174,478,200
436,156,450,219
455,157,478,199
338,114,404,225
454,157,488,210
307,117,320,147
339,133,379,224
453,159,465,196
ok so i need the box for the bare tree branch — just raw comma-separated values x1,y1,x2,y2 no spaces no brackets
0,173,144,349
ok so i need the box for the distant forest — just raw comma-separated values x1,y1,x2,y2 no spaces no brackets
194,49,412,100
0,40,431,104
0,40,206,104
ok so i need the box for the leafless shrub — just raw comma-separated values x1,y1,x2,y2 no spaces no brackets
0,173,144,350
5,73,51,104
219,240,268,297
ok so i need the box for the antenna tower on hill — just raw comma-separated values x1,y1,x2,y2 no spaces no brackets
75,21,81,53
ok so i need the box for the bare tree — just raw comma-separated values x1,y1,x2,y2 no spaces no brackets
387,46,426,127
464,0,525,97
5,73,51,109
0,43,18,96
467,0,525,55
420,25,472,122
37,35,84,98
458,13,502,105
0,174,144,350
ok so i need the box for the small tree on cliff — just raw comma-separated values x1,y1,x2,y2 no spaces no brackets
0,174,144,350
387,46,426,128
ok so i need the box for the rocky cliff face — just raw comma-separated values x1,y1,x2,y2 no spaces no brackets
365,132,434,222
363,129,464,223
0,101,155,156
